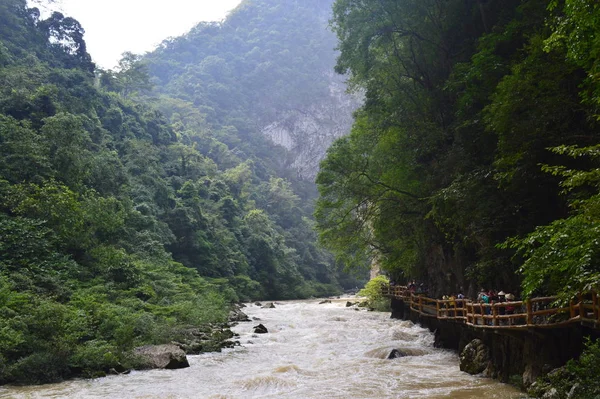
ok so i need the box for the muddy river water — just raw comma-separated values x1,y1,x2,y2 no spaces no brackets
0,299,525,398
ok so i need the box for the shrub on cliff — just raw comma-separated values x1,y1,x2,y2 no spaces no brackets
529,338,600,398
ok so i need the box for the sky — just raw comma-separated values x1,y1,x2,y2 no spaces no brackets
53,0,243,69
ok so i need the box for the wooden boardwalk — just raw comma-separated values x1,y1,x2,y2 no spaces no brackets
383,285,600,330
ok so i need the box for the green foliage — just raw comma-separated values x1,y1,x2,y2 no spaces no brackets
0,0,349,384
357,275,390,312
504,145,600,300
563,338,600,398
530,338,600,398
318,0,600,301
545,0,600,115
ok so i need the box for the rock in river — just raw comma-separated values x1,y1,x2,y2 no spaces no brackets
387,349,406,359
459,339,490,375
253,324,269,334
133,344,190,370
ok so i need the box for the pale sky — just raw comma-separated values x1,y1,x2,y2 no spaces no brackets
54,0,243,69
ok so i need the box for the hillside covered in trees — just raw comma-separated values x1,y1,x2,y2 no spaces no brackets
143,0,359,179
0,0,360,384
316,0,600,302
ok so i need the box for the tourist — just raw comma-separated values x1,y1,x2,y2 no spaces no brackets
477,289,488,325
449,294,456,317
442,294,449,317
497,291,506,325
456,291,465,318
505,293,515,325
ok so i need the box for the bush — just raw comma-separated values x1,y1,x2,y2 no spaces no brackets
69,340,120,377
531,338,600,398
358,275,390,312
563,338,600,398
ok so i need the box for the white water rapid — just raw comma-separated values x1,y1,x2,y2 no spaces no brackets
0,299,525,398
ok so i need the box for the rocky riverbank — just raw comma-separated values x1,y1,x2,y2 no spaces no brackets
70,304,250,380
131,304,249,371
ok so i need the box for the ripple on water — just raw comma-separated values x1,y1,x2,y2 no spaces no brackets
273,364,301,373
240,375,297,392
364,346,432,359
390,328,419,341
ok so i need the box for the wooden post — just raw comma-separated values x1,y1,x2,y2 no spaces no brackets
467,303,471,324
579,294,585,318
419,296,423,315
492,303,498,326
570,299,576,320
526,300,533,326
436,300,440,318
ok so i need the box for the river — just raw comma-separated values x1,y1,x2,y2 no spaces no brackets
0,299,525,398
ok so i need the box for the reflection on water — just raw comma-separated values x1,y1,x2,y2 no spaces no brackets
0,299,525,399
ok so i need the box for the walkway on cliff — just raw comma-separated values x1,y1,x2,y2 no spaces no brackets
383,285,600,330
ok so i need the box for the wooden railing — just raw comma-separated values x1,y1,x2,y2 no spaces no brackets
382,285,600,330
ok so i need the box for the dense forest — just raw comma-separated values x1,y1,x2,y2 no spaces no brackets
0,0,360,384
317,0,600,302
3,0,600,390
144,0,359,179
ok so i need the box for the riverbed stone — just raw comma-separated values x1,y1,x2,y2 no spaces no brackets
459,339,490,375
262,302,276,309
133,344,190,370
229,306,251,323
387,349,406,359
253,324,268,334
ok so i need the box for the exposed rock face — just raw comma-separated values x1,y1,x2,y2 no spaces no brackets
262,302,276,309
262,78,360,179
253,324,268,334
460,339,490,375
133,344,190,369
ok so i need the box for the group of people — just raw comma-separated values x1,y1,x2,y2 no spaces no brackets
437,289,519,324
475,289,518,325
407,280,427,295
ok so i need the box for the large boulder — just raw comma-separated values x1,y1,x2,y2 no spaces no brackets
459,339,490,375
133,344,189,369
229,306,251,323
261,302,276,309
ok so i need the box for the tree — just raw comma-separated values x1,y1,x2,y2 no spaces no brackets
505,145,600,300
